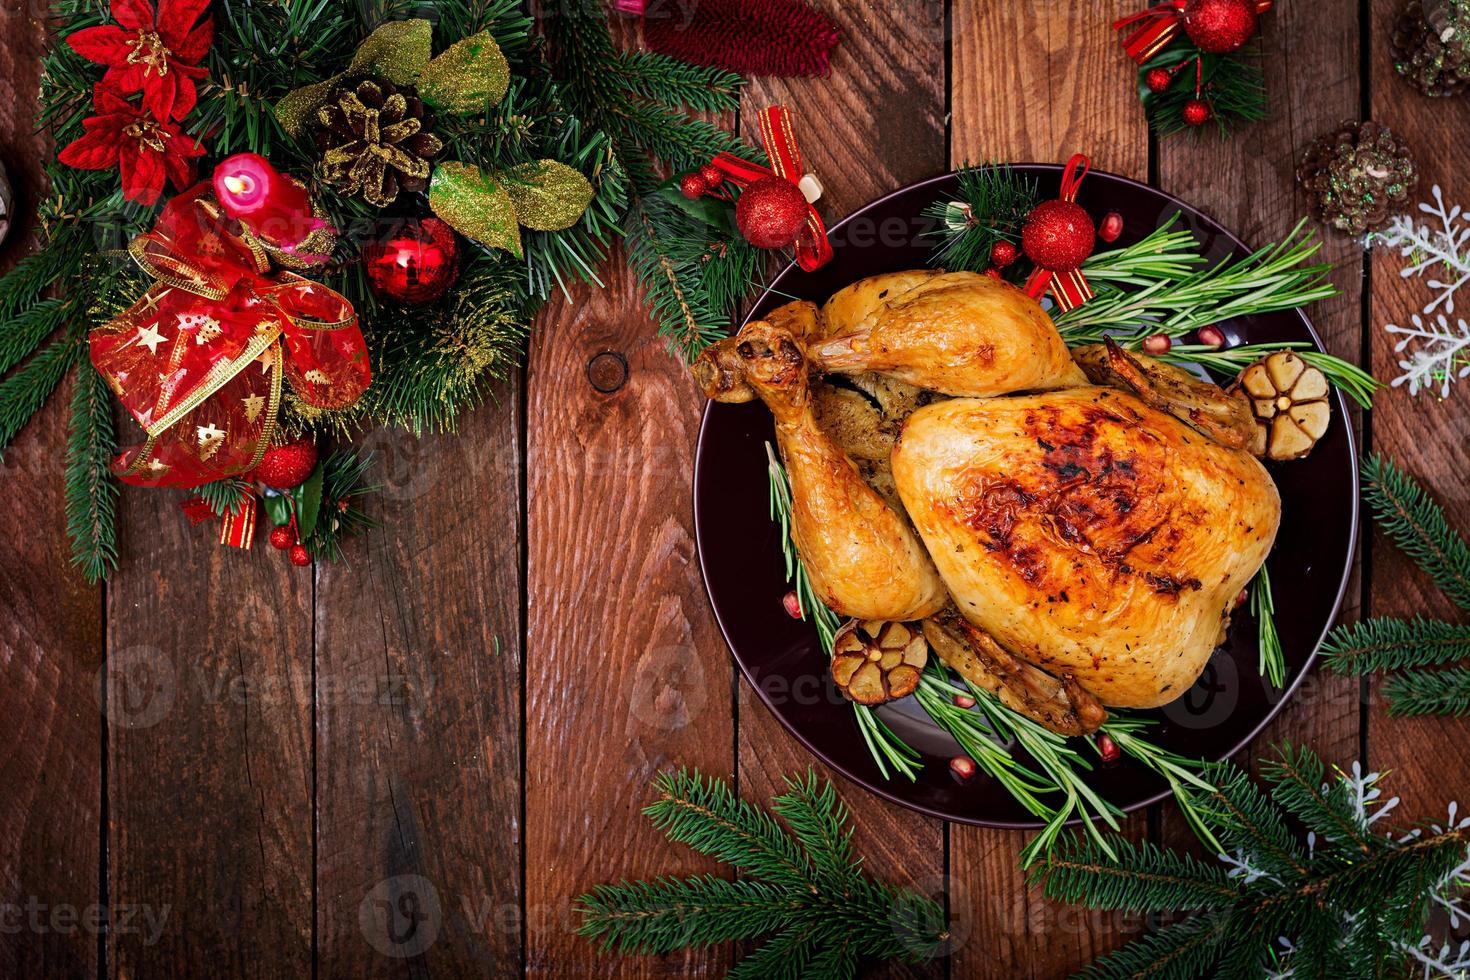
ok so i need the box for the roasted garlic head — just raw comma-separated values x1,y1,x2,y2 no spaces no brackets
830,620,928,705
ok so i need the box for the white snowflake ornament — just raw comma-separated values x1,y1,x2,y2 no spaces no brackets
1379,184,1470,396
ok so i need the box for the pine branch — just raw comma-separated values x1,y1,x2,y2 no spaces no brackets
1074,913,1229,980
196,477,253,518
305,449,381,561
1361,454,1470,613
612,52,744,114
921,162,1039,273
0,336,81,455
64,361,117,582
1036,834,1240,911
1259,744,1371,856
1383,668,1470,717
577,768,947,975
1322,617,1470,673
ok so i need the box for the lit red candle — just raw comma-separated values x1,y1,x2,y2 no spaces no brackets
212,153,322,248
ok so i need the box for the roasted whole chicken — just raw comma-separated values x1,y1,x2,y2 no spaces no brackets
695,271,1287,733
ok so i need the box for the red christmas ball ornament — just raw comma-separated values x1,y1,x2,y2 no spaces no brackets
1182,0,1258,54
698,163,724,189
268,526,294,550
983,267,1003,280
288,544,311,567
678,172,708,200
735,176,808,249
989,240,1019,268
1098,211,1124,243
1144,67,1174,93
254,438,317,490
1181,98,1213,126
363,217,460,305
1022,199,1096,271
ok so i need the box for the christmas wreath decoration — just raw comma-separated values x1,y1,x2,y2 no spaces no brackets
4,0,820,579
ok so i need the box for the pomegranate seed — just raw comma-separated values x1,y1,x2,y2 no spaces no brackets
782,591,803,619
953,693,977,709
1141,333,1171,355
950,756,977,781
1235,588,1249,608
1098,211,1124,243
1097,733,1121,763
1197,324,1226,348
983,267,1003,280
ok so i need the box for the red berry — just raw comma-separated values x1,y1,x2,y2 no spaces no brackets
1097,733,1121,764
782,590,803,619
1144,67,1173,93
1141,333,1172,355
953,693,976,709
990,240,1019,268
950,756,977,781
1235,588,1250,608
269,526,294,550
289,544,311,567
983,267,1003,280
678,172,708,200
1022,199,1096,271
1182,99,1213,127
1098,211,1124,243
698,163,723,188
1197,324,1226,347
253,439,318,490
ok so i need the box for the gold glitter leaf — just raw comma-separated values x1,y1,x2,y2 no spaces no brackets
430,162,522,257
418,31,509,116
503,159,594,231
273,20,433,135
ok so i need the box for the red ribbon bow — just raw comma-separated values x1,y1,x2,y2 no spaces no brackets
1023,154,1095,313
1113,0,1273,63
90,184,370,489
708,105,833,272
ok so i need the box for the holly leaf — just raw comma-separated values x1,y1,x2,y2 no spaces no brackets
655,181,735,230
430,162,522,256
262,490,294,528
418,31,509,115
293,464,325,541
503,159,595,231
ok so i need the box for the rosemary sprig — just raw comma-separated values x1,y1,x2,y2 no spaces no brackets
852,702,923,782
1057,218,1337,343
1098,718,1223,854
1251,565,1284,689
922,162,1039,273
1079,217,1204,286
1148,341,1381,410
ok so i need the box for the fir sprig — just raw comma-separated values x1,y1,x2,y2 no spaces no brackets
1056,218,1337,343
922,163,1039,273
1324,456,1470,716
576,769,948,977
63,362,118,582
1036,744,1470,980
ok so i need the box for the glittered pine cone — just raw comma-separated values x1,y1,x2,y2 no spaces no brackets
1296,120,1419,236
1391,0,1470,97
312,77,445,208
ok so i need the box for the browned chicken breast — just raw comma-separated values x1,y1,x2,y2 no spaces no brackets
891,387,1281,708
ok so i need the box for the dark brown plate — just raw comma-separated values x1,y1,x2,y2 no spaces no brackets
693,167,1358,827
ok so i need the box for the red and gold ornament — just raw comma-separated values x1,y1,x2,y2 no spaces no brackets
1021,154,1096,313
362,217,461,305
685,105,833,271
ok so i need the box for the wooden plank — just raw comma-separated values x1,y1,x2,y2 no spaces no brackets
948,2,1150,975
314,397,524,975
736,4,949,978
524,257,735,977
1156,0,1364,778
1366,0,1470,821
106,507,312,976
0,10,102,978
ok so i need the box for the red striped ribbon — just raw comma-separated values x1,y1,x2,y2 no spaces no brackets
1024,154,1096,311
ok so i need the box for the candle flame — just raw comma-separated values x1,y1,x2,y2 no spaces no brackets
222,174,255,196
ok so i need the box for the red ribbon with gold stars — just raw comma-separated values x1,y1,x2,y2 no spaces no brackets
1113,0,1273,63
90,184,370,489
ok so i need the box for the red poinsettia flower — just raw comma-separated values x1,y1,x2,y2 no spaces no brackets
58,84,206,205
66,0,213,122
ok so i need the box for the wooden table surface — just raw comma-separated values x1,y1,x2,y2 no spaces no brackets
4,1,1470,977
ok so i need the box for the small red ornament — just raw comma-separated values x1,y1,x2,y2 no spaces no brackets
678,172,708,200
269,526,294,550
1099,211,1124,243
1022,199,1096,271
983,267,1003,280
1182,0,1258,54
363,217,461,304
989,240,1019,268
698,163,724,188
1144,67,1174,92
1182,98,1213,126
736,175,809,249
254,439,318,490
289,544,312,567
